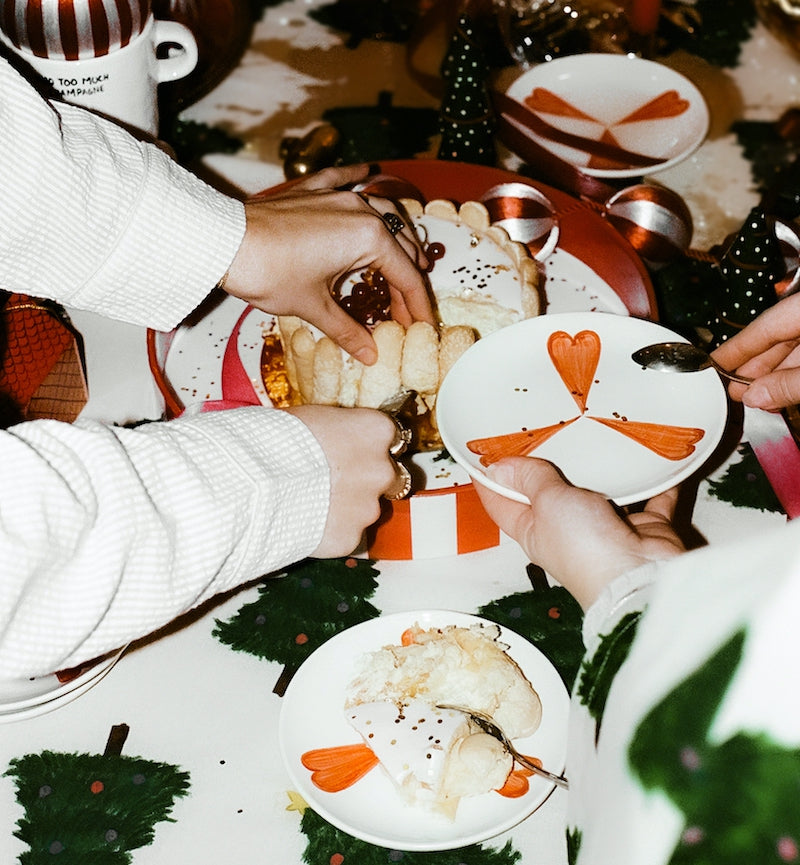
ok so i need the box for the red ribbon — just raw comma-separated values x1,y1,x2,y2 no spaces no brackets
491,90,623,202
492,90,662,171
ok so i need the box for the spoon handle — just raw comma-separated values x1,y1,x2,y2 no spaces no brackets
710,360,754,386
512,752,570,789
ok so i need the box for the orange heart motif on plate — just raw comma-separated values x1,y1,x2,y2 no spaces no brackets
546,330,601,414
618,90,690,124
466,328,706,469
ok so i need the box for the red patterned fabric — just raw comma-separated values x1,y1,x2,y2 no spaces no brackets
0,292,87,422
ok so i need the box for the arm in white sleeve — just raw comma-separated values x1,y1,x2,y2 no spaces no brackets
0,57,245,330
0,407,330,678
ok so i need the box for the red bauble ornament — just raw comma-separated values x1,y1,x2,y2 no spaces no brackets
604,183,693,268
480,182,560,260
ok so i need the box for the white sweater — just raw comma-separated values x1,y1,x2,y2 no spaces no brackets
0,59,330,677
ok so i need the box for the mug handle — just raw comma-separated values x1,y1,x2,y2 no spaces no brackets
151,20,199,83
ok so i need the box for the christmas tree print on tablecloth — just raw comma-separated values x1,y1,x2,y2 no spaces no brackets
478,572,585,692
212,557,381,695
707,442,784,513
628,630,800,863
438,14,496,166
323,93,439,165
291,796,522,865
4,724,190,864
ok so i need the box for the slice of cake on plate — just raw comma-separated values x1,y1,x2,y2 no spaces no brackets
301,622,543,819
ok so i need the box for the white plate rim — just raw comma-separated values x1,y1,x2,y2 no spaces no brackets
278,610,570,851
436,311,729,506
505,52,710,179
0,647,124,718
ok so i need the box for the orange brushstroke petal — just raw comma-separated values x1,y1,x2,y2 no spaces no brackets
547,330,602,413
618,90,689,124
468,418,578,467
497,755,550,797
524,87,597,121
301,743,379,792
496,768,531,798
586,129,633,171
590,416,705,460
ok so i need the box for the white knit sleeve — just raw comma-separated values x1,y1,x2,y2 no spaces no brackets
0,407,329,677
0,57,245,330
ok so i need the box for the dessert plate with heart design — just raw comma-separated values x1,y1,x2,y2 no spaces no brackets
504,53,710,178
436,312,729,506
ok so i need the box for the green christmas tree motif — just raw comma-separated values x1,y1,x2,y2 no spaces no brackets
732,116,800,213
576,611,642,739
4,724,190,864
707,442,785,513
659,0,756,68
309,0,418,46
212,556,381,694
437,14,497,167
708,207,782,346
566,827,582,865
323,92,440,165
478,578,585,692
629,630,800,863
294,802,522,865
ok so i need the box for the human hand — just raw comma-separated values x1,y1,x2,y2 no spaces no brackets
285,404,403,558
223,165,434,366
474,458,685,610
711,292,800,410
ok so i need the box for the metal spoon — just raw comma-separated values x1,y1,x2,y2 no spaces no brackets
631,342,754,386
437,704,569,789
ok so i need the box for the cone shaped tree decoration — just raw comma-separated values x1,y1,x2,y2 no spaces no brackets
709,207,783,345
437,14,496,166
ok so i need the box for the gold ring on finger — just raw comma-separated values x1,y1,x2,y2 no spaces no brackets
383,460,413,501
387,414,413,457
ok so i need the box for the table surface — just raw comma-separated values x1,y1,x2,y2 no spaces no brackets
0,3,796,863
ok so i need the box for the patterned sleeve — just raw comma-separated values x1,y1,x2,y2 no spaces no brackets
565,520,800,864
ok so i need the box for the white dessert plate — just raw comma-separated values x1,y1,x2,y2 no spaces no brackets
279,610,569,851
0,648,123,723
437,312,729,506
505,53,709,179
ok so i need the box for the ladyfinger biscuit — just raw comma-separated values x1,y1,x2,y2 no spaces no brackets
438,325,476,382
357,319,404,408
277,315,303,391
520,260,542,318
401,320,439,395
338,356,363,408
290,324,316,404
312,336,343,405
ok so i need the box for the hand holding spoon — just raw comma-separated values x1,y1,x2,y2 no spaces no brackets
632,342,754,385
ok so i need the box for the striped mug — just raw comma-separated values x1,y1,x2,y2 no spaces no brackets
0,0,197,135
